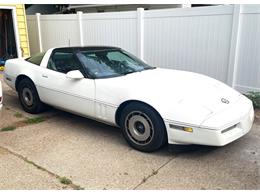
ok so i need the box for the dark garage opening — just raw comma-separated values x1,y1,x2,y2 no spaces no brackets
0,9,17,65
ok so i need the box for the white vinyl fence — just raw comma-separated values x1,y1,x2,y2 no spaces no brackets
27,5,260,93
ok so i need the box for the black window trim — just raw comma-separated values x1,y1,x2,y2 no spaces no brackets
47,48,92,79
47,47,152,80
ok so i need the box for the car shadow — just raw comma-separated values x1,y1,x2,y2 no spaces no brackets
0,89,224,158
168,144,218,154
46,107,219,156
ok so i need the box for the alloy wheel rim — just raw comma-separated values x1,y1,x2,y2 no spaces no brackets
125,111,154,145
22,88,33,106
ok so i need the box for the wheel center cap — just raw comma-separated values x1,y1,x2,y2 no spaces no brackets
134,121,145,134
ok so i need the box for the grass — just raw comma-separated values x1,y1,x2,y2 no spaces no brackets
73,186,85,190
25,159,84,189
152,169,158,175
59,177,72,185
24,158,46,171
0,116,46,133
58,176,85,190
1,126,16,131
14,112,24,118
24,116,45,124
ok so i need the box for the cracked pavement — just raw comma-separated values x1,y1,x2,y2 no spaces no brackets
0,73,259,189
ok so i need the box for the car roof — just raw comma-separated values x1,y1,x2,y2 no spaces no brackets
54,46,121,51
28,46,122,58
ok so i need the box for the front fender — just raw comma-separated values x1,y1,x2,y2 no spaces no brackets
123,95,212,127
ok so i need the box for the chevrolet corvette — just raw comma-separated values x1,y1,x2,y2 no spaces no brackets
3,46,254,152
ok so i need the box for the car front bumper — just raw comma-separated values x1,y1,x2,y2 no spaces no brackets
165,96,254,146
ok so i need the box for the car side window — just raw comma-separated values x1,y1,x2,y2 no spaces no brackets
47,51,83,74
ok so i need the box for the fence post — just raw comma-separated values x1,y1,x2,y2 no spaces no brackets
137,8,144,60
77,11,84,46
227,5,241,88
36,13,43,52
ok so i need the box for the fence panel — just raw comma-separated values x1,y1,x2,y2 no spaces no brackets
143,6,234,82
40,14,80,50
235,5,260,92
82,11,137,55
26,5,260,92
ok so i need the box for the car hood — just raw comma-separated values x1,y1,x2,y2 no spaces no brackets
96,68,241,126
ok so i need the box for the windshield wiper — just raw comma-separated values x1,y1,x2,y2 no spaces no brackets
122,70,136,75
122,67,156,75
144,66,156,70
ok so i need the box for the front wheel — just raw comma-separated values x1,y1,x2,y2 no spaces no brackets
120,102,167,152
17,78,46,114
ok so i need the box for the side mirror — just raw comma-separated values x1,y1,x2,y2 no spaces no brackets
66,70,84,79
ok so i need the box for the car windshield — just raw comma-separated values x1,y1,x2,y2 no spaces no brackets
76,49,154,78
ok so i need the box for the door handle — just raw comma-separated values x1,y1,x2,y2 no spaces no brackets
42,74,48,78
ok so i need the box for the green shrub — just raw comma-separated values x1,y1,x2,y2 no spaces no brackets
245,91,260,108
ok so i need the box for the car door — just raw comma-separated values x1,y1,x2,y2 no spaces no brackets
38,48,95,117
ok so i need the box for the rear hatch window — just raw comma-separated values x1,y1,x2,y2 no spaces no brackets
26,52,46,65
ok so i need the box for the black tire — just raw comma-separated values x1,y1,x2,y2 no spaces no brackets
17,78,46,114
120,102,167,152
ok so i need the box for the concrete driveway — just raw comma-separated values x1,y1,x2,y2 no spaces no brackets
0,73,259,190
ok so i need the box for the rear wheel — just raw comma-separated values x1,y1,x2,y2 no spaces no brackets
17,78,46,114
120,102,167,152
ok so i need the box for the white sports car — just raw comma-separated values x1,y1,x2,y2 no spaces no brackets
4,46,254,152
